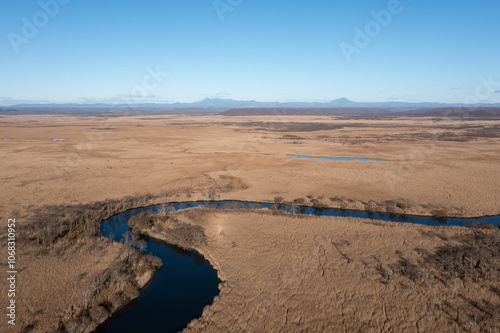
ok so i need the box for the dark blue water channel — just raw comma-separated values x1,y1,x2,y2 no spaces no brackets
96,207,220,333
96,201,499,332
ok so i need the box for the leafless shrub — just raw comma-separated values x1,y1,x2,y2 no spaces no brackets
21,312,37,333
165,223,207,249
293,198,306,204
122,284,140,300
83,289,94,309
396,231,499,287
329,196,341,203
397,258,426,284
64,318,81,333
333,241,353,263
136,240,147,253
207,187,220,200
88,305,108,322
343,253,353,263
415,248,428,255
465,221,497,230
378,265,392,281
57,248,163,332
383,200,399,214
272,197,284,211
121,231,135,248
332,242,343,250
326,196,452,216
136,211,208,250
129,211,155,235
311,198,323,207
144,254,163,269
90,272,106,294
431,208,449,218
429,238,498,282
287,201,299,215
21,192,176,247
158,204,168,216
395,198,415,210
111,269,128,292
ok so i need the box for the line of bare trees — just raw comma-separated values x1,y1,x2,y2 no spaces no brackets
59,248,162,333
24,191,186,247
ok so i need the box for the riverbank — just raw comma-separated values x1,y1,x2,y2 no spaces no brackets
47,199,494,332
3,196,498,332
1,114,499,332
1,115,499,219
140,208,499,332
96,208,218,333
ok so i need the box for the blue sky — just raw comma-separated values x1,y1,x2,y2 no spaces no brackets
1,0,499,105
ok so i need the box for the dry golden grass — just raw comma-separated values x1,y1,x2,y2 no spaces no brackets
0,114,498,219
0,114,499,332
14,239,123,331
154,209,499,333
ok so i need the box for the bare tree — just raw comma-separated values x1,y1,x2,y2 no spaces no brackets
89,305,107,322
112,269,128,291
64,318,81,333
136,239,147,253
207,187,219,200
83,289,93,309
287,201,298,215
273,196,284,211
121,231,135,247
159,204,168,216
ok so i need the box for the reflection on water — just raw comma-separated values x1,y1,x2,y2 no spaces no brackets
96,211,219,333
127,200,499,228
96,200,499,332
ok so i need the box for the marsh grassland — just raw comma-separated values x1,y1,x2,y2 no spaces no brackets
0,114,499,332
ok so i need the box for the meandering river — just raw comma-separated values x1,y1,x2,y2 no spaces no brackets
96,201,499,332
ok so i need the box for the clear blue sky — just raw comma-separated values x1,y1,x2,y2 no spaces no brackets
1,0,499,105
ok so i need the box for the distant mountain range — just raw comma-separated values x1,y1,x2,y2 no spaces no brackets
4,98,500,109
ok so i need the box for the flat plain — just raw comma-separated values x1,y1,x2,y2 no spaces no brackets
0,114,499,332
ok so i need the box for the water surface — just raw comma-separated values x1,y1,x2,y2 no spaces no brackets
96,200,499,332
288,154,386,162
97,209,219,333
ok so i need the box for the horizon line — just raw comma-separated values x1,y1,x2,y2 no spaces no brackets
1,97,500,108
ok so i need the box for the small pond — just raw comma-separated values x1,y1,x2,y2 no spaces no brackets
288,154,387,162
